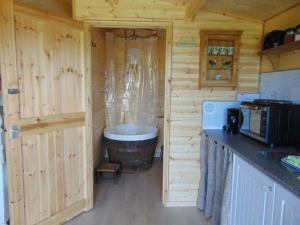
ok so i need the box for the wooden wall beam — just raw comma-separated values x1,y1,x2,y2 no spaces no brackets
185,0,208,20
83,22,94,211
55,0,73,16
14,4,83,29
162,24,173,206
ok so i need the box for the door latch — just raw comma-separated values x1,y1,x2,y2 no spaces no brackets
8,88,20,94
11,125,20,139
262,185,273,192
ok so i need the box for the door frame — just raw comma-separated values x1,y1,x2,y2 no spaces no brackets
85,20,173,205
0,2,93,225
0,1,25,223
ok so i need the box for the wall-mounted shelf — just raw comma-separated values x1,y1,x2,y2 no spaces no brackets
261,40,300,55
260,40,300,71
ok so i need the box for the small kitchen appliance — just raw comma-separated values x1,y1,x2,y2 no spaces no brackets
288,104,300,147
226,108,242,134
240,99,300,148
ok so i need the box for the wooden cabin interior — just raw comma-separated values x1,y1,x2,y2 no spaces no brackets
0,0,300,225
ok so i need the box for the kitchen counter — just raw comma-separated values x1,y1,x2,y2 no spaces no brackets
203,129,300,198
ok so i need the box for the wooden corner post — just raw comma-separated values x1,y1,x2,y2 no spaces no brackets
83,22,94,211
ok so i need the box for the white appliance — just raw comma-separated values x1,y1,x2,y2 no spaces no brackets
0,106,8,225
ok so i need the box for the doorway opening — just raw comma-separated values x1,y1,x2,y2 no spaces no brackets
87,23,170,210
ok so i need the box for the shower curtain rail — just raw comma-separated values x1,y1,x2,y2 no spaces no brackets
108,28,158,40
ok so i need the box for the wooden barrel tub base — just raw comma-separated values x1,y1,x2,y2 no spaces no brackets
104,124,158,171
104,137,158,171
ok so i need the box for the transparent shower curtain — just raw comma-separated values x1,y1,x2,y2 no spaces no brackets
105,32,159,129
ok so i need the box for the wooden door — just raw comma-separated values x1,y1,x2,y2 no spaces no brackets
0,2,93,225
231,155,275,225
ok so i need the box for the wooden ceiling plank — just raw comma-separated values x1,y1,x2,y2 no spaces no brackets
55,0,72,15
185,0,208,20
263,2,300,22
205,9,263,24
202,0,300,22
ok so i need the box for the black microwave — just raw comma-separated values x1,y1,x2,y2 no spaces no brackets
240,99,300,148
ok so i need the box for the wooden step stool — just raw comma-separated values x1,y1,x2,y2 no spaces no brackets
95,163,121,184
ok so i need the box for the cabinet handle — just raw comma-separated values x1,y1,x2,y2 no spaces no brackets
262,185,273,192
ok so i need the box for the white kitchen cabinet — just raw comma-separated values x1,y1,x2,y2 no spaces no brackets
231,154,300,225
230,155,276,225
273,184,300,225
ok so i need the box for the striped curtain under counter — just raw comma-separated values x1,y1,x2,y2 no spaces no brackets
197,134,233,225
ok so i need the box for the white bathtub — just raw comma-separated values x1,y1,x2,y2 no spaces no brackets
104,124,158,141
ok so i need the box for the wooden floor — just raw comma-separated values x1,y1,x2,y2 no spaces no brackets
65,160,209,225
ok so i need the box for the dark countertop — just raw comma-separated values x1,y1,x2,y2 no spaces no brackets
203,129,300,198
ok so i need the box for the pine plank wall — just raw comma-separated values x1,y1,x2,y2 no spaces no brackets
74,0,263,206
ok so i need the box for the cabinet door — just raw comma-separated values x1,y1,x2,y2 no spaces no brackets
231,155,275,225
273,184,300,225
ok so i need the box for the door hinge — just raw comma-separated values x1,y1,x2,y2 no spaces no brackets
11,125,20,139
8,88,20,94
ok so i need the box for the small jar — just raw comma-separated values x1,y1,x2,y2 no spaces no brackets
285,28,295,43
295,25,300,42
